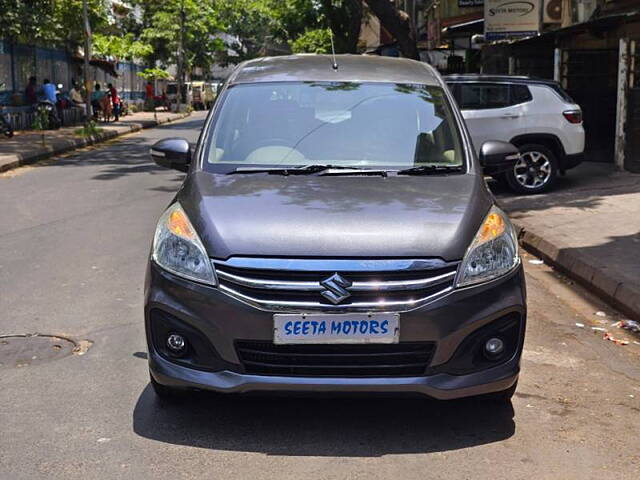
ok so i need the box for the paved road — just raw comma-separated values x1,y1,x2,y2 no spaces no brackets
1,112,639,479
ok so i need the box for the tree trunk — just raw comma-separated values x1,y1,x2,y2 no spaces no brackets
366,0,419,60
82,0,93,119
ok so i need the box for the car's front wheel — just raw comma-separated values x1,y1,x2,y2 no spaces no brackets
505,144,558,194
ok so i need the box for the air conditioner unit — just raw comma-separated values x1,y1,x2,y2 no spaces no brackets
543,0,562,24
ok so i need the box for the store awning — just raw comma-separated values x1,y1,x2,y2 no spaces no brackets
442,18,484,36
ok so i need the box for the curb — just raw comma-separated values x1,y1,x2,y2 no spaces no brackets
0,112,190,173
515,224,640,321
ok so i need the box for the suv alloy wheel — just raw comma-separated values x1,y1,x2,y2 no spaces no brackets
505,144,558,194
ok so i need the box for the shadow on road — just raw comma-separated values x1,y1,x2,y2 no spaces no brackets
132,385,515,456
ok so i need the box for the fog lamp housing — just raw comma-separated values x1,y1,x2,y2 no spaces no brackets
484,337,505,358
167,333,186,354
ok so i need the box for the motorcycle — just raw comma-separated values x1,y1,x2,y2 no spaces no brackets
36,100,61,130
0,108,13,138
0,83,14,137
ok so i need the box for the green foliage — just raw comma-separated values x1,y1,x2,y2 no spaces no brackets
93,33,153,61
137,68,171,81
141,0,225,74
319,0,363,53
290,28,332,54
0,0,110,48
214,0,321,63
75,120,103,137
0,0,369,71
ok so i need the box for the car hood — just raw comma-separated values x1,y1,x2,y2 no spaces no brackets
178,171,493,262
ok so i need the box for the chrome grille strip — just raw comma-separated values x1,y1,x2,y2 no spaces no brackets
218,283,454,313
216,269,456,292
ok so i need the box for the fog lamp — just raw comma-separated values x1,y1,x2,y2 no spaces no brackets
167,333,186,353
484,337,504,357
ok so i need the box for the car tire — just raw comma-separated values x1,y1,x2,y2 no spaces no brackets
505,144,558,194
150,372,187,403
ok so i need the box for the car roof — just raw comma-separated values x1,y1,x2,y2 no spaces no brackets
444,74,561,87
228,54,442,86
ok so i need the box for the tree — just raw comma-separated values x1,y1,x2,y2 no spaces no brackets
140,0,224,77
365,0,419,60
290,28,332,54
319,0,363,54
137,67,171,81
93,33,152,61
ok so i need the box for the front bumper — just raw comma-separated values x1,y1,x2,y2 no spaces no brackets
149,349,519,400
145,262,526,400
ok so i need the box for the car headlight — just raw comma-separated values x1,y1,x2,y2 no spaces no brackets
456,206,519,287
152,203,217,285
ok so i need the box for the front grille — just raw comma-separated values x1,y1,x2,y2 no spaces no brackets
213,258,458,312
236,341,436,377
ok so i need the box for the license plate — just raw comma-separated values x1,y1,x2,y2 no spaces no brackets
273,313,399,344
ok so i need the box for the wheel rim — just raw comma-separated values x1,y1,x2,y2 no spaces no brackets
513,151,552,189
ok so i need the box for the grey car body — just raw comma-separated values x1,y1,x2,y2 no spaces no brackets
145,55,526,401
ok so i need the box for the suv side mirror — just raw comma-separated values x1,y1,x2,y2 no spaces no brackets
479,141,520,175
151,138,191,172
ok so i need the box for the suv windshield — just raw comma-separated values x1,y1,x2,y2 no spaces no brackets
204,82,464,171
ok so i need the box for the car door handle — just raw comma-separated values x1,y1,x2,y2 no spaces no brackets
501,113,521,119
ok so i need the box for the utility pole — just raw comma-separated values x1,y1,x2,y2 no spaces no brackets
82,0,93,119
177,0,186,109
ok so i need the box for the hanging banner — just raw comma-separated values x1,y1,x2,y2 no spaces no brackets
485,0,541,41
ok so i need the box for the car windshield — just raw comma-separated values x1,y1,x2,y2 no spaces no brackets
203,82,464,171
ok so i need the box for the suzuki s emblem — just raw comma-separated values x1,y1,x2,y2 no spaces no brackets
320,273,352,304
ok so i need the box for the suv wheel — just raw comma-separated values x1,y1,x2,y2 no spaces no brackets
505,144,558,194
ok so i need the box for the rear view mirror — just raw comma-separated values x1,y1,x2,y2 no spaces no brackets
151,138,191,172
479,141,520,175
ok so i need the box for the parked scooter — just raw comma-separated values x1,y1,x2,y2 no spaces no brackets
0,108,13,138
36,100,61,130
0,82,14,137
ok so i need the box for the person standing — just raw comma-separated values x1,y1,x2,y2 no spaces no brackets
107,83,120,121
91,83,105,119
25,76,38,105
145,81,155,111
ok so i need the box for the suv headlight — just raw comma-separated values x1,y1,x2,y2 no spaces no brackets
456,206,519,287
152,203,217,285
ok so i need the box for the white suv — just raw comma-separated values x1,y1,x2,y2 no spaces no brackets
445,75,585,194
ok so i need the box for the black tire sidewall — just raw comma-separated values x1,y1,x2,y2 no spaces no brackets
506,144,558,194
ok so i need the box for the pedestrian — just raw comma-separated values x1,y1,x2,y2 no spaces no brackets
69,81,85,107
145,81,155,111
107,83,120,121
42,79,57,104
25,76,38,105
91,83,105,120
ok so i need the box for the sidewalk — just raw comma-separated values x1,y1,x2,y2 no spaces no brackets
0,110,189,173
495,162,640,320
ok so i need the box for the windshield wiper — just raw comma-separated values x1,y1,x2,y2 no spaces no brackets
228,164,386,176
396,165,463,176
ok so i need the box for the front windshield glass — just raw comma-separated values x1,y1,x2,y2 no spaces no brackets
204,82,464,170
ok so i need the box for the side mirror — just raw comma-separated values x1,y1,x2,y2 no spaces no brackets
151,137,191,172
479,141,520,175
